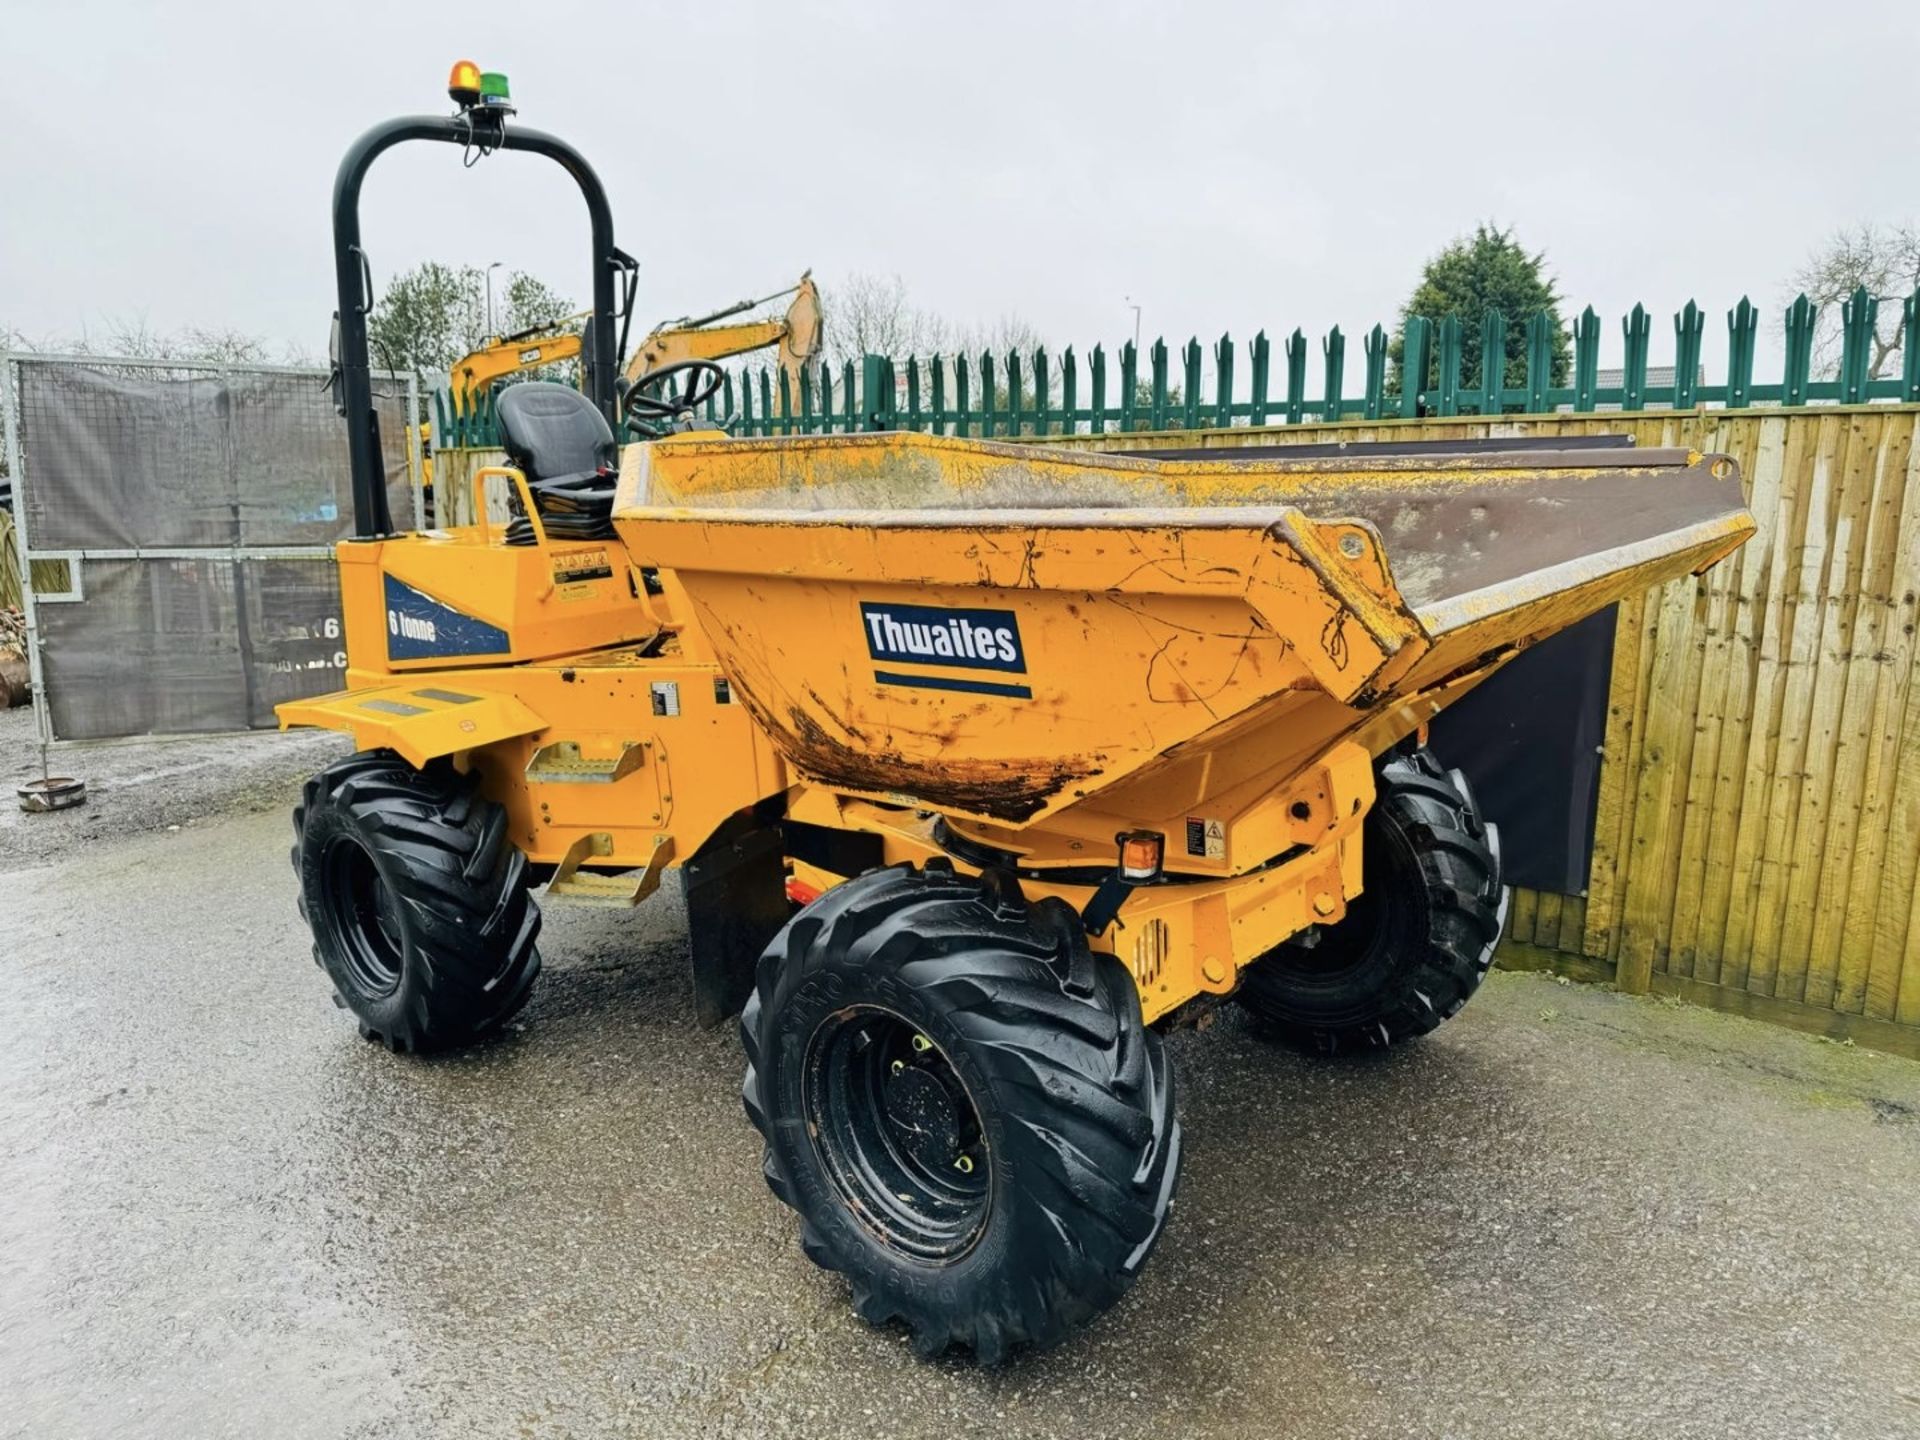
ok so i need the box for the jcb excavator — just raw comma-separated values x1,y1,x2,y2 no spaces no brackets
448,274,821,404
421,275,823,495
621,274,822,391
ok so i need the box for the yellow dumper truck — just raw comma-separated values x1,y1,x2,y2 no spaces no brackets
285,67,1755,1361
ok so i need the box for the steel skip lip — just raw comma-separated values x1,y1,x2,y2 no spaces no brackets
1415,510,1760,638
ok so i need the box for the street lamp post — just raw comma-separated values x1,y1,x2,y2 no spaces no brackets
1124,296,1142,354
485,260,504,340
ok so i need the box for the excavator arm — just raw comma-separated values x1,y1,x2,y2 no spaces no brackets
629,317,790,375
623,273,821,390
451,313,589,400
438,274,821,418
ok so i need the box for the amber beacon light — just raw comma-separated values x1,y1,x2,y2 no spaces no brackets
447,59,483,107
1117,831,1166,883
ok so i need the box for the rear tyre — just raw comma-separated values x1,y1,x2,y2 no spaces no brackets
1237,746,1507,1052
292,750,542,1053
741,862,1180,1364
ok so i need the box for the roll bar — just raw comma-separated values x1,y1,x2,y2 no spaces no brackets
331,112,630,536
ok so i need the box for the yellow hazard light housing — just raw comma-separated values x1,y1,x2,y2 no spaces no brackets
448,59,483,106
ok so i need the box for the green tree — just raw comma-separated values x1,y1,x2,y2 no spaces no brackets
496,271,581,386
497,272,576,340
366,263,575,377
366,262,480,375
1389,225,1570,397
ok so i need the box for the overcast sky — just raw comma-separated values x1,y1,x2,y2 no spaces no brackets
5,0,1917,378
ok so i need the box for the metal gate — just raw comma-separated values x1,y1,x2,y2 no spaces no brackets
1,353,419,743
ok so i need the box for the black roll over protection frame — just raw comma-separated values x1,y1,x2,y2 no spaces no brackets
329,105,636,538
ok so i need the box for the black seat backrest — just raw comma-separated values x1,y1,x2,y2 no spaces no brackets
495,382,616,481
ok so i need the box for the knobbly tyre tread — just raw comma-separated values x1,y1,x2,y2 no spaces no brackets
741,862,1180,1364
292,749,541,1053
1238,746,1507,1052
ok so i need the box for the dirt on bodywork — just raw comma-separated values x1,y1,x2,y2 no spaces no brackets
779,701,1097,823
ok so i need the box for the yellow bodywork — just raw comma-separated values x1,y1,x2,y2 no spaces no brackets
284,429,1754,1024
328,480,662,672
285,637,789,891
612,433,1751,830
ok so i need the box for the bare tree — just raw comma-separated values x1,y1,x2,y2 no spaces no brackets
60,313,311,367
1788,222,1920,379
364,263,575,379
952,313,1045,362
791,273,1061,428
944,314,1052,425
821,272,951,366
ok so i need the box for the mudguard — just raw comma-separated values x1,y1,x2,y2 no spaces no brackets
278,682,545,768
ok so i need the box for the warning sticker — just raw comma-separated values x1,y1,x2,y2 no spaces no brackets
1186,816,1226,860
551,548,614,585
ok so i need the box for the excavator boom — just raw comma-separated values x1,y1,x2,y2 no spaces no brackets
439,274,821,410
622,272,822,389
451,314,589,399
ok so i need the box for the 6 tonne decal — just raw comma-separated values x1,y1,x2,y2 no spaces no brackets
860,601,1032,699
384,575,511,661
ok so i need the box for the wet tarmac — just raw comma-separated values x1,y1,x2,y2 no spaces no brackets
4,727,1920,1439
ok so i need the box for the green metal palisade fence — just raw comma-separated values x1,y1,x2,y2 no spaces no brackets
432,285,1920,446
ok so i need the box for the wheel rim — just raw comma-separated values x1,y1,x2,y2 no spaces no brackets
1279,818,1419,987
802,1006,990,1262
320,836,405,998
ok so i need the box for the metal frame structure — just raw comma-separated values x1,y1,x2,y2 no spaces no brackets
1,348,422,749
329,112,632,536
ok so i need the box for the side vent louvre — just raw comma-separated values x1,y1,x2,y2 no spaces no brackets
1133,918,1169,990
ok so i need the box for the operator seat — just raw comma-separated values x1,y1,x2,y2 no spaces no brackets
492,382,620,545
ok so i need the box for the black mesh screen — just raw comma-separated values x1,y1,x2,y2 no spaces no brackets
13,359,407,739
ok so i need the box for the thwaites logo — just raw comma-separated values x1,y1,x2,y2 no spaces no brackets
860,601,1032,699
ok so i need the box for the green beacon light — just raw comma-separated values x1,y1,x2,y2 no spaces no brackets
477,71,514,115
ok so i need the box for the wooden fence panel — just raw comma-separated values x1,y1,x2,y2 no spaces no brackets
1040,405,1920,1051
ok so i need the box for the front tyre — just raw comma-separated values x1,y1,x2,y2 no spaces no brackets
292,750,542,1053
1237,747,1507,1052
741,862,1180,1364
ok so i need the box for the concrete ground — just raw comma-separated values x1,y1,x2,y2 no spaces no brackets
4,712,1920,1440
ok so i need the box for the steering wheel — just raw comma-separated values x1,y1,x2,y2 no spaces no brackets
622,360,728,437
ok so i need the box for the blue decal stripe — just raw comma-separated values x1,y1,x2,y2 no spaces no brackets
383,574,510,661
873,669,1033,700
